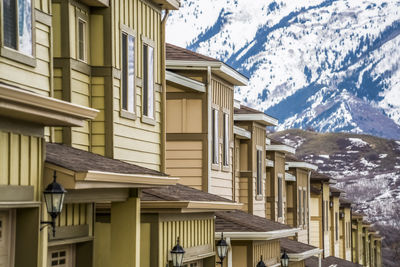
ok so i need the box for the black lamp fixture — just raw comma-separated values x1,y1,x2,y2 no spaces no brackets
256,255,266,267
216,232,229,266
41,171,66,237
170,237,185,267
281,250,289,267
330,200,333,208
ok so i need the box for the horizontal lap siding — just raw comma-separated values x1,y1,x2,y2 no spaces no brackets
0,21,51,96
166,141,203,190
0,131,43,201
159,217,214,267
91,77,106,156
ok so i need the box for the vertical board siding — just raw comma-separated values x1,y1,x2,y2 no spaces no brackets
0,21,51,96
252,240,280,266
159,217,214,267
0,131,43,200
166,141,203,190
56,203,93,228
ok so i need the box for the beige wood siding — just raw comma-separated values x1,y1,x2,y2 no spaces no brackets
166,97,202,133
166,141,203,190
91,77,106,156
0,131,43,201
232,245,247,267
0,20,52,96
158,216,214,267
56,203,93,228
310,194,322,249
289,261,305,267
265,151,285,222
252,240,280,266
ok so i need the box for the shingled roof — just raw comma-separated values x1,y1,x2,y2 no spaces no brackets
280,238,318,254
305,256,363,267
141,184,234,203
46,143,167,177
310,171,334,183
215,210,292,232
166,43,219,62
234,105,264,115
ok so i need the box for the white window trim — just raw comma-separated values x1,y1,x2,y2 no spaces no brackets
141,35,156,123
223,112,229,167
76,16,88,63
212,108,219,164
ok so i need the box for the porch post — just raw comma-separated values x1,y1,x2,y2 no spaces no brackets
111,197,140,267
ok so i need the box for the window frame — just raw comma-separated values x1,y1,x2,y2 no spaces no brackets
335,212,339,241
120,24,136,120
303,189,307,226
222,112,229,167
141,35,156,125
256,149,263,196
0,0,36,67
277,174,283,218
76,11,89,63
212,107,219,165
298,187,302,225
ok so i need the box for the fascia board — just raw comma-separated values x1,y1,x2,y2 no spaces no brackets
265,159,275,167
234,99,241,109
234,113,278,126
141,201,242,211
166,71,206,93
216,228,299,240
286,162,318,171
287,248,323,261
82,171,179,186
233,125,251,139
266,137,271,145
217,63,248,86
285,172,296,181
0,83,98,126
266,145,296,154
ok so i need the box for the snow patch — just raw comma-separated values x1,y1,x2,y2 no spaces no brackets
379,154,388,159
348,138,369,147
319,154,330,159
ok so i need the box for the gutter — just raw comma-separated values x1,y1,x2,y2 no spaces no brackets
287,248,323,261
215,228,300,240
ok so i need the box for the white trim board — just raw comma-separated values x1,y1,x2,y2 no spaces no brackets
234,113,278,126
266,145,296,154
233,126,251,139
166,71,206,93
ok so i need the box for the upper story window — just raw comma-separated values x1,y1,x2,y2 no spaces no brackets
277,175,283,217
143,43,154,119
256,149,262,195
223,113,229,166
121,30,135,113
77,19,87,62
3,0,33,55
212,108,219,164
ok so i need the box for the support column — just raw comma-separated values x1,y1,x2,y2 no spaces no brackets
111,197,140,267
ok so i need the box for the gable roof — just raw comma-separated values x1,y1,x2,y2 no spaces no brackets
215,210,298,240
285,154,318,170
280,238,321,261
310,171,336,183
166,43,219,62
265,137,296,154
305,256,363,267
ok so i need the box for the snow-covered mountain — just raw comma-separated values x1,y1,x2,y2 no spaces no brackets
167,0,400,139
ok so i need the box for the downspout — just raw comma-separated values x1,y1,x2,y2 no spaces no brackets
207,66,212,193
226,237,232,267
307,170,311,245
160,10,169,173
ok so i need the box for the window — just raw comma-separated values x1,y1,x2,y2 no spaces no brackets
335,212,339,241
278,175,283,217
121,31,135,113
298,188,302,224
77,19,86,61
48,245,74,267
323,201,329,231
143,44,154,118
256,150,262,195
223,113,229,166
303,189,307,226
3,0,33,55
212,109,219,164
50,250,67,266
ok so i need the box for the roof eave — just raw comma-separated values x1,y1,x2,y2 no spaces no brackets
0,83,98,127
233,125,251,139
234,113,278,126
141,201,242,212
151,0,180,10
287,162,318,171
166,70,206,93
216,228,299,240
286,248,323,261
266,145,296,154
166,60,248,86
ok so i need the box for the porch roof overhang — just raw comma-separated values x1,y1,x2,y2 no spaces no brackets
215,228,299,241
166,60,248,86
166,70,206,93
77,0,109,7
45,163,179,190
286,161,318,171
234,113,278,126
285,172,296,181
287,248,323,262
0,82,98,127
234,125,251,139
266,144,296,154
266,159,275,167
141,200,242,213
151,0,180,10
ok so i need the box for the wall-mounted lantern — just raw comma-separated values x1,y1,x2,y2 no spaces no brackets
41,171,66,237
329,200,333,208
256,255,266,267
216,232,229,266
340,211,345,219
281,250,289,267
170,237,185,267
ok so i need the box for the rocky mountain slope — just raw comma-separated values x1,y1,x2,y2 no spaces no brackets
271,129,400,266
167,0,400,139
